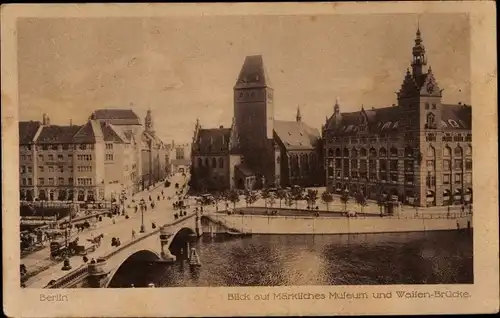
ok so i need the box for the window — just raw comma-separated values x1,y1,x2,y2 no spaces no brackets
454,146,463,157
197,158,202,167
20,166,26,174
219,158,224,168
454,159,463,170
443,174,450,184
443,146,451,157
68,154,73,160
28,178,32,185
426,113,436,129
27,155,32,161
69,178,73,185
48,154,54,161
426,133,436,142
59,166,64,173
38,155,43,161
106,143,113,150
58,154,64,160
424,102,430,109
380,160,387,171
443,134,453,142
38,178,44,185
360,148,367,157
343,148,349,157
106,154,113,161
404,174,414,184
21,155,26,161
39,166,44,172
465,173,472,184
426,160,435,171
465,134,472,142
466,145,472,156
22,178,27,186
58,177,64,185
390,147,398,157
427,146,435,157
79,144,87,150
465,159,472,170
48,178,54,185
48,166,54,173
350,159,358,169
455,173,462,184
443,160,451,171
27,166,32,173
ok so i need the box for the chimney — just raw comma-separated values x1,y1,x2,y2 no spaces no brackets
219,125,224,129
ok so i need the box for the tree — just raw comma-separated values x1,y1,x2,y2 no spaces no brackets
244,190,259,207
275,188,287,208
227,189,240,210
221,190,230,209
321,191,334,212
355,192,368,214
290,186,305,209
260,188,271,209
267,193,276,209
340,189,349,212
284,192,295,209
305,189,319,209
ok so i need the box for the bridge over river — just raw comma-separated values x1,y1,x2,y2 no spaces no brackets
42,210,243,289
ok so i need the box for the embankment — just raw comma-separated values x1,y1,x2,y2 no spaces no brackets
208,214,472,235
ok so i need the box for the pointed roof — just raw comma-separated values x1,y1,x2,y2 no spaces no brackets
296,106,302,122
37,125,81,144
19,121,42,145
273,120,320,150
234,55,272,89
72,121,96,143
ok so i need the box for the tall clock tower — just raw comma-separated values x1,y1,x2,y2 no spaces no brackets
233,55,275,182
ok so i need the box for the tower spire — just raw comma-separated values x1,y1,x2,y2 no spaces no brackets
334,97,340,115
411,24,427,76
296,105,302,122
145,108,154,133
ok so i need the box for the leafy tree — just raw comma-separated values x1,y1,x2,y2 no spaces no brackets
355,192,368,214
321,191,334,211
227,189,240,210
260,188,271,208
305,189,319,209
290,186,305,209
340,189,350,212
275,188,287,208
244,190,259,207
284,192,295,208
267,193,276,209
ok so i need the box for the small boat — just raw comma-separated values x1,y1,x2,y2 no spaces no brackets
189,248,201,267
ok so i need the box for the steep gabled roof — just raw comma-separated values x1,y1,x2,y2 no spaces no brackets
101,122,126,143
72,122,96,143
194,127,232,154
441,104,471,130
37,125,82,144
274,120,320,150
234,55,272,89
90,109,141,125
19,121,42,145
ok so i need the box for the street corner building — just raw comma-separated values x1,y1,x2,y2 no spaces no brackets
19,109,169,203
190,55,324,192
323,28,472,207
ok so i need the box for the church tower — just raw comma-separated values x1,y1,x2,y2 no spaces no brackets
145,108,154,134
233,55,275,185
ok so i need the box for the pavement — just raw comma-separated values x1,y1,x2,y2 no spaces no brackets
24,173,190,288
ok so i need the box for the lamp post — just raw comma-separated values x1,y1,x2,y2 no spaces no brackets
140,198,145,233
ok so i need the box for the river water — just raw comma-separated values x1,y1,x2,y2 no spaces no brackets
107,230,473,288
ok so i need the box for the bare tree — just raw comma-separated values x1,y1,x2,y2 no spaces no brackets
321,191,334,212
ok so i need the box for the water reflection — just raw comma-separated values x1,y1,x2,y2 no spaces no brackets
106,230,473,288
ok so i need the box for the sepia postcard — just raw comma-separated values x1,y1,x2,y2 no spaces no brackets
2,2,498,317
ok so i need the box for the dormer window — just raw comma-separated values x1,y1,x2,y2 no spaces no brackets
448,119,459,128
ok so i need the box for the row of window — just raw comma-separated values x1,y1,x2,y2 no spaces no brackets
327,172,472,186
196,157,224,169
77,166,92,172
35,144,94,151
328,158,472,172
327,133,471,144
106,154,114,161
77,178,93,186
77,154,92,161
327,144,472,158
35,177,74,186
37,154,72,162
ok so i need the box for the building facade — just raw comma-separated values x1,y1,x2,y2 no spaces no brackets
19,109,169,202
170,142,191,174
323,28,472,207
191,55,323,192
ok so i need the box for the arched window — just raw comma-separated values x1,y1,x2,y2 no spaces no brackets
211,158,217,168
426,113,436,129
454,146,463,157
427,145,435,157
335,148,341,157
351,148,358,157
77,190,85,201
328,149,334,157
87,190,95,202
218,158,224,168
369,148,377,157
360,148,367,157
390,147,398,157
204,158,209,167
466,145,472,156
443,146,451,157
197,158,202,167
343,148,349,157
379,147,387,157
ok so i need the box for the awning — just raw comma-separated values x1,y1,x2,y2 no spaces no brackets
454,189,462,194
443,189,451,196
465,188,472,193
426,190,435,196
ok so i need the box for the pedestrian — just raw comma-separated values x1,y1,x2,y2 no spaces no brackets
112,218,116,224
132,229,136,240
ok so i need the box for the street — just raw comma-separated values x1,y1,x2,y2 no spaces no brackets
24,173,190,288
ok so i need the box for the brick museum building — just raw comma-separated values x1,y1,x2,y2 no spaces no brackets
191,55,324,192
323,28,472,207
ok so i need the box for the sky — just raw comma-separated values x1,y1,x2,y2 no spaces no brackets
17,13,470,143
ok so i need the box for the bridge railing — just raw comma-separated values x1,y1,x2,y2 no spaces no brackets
44,213,197,289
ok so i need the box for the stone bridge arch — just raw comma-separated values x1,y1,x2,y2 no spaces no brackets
105,249,161,288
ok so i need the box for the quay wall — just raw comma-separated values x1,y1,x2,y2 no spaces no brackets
208,214,473,235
